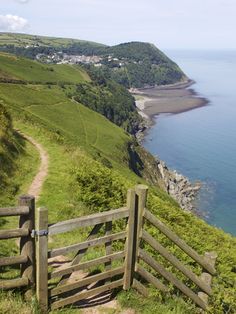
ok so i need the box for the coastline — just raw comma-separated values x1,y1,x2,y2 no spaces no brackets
132,79,208,120
132,79,206,212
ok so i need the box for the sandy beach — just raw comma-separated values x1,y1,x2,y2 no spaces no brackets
132,80,208,119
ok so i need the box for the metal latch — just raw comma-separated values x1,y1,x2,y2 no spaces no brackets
31,229,48,238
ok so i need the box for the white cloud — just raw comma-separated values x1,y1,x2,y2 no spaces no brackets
0,14,29,31
15,0,30,3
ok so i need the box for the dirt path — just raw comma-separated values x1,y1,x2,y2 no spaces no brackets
18,131,133,313
19,131,49,200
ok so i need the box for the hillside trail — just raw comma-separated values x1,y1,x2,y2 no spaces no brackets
17,130,49,200
19,131,134,314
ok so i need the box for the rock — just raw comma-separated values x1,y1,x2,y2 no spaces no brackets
155,159,201,211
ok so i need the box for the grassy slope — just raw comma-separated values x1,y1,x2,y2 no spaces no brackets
0,53,90,83
0,32,106,48
0,54,235,314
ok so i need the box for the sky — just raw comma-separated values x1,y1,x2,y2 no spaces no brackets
1,0,236,50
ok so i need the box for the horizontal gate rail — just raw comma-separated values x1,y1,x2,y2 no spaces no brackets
139,249,207,310
49,251,125,279
48,207,129,235
48,231,126,258
50,266,124,297
0,255,28,267
0,228,29,240
143,209,216,275
136,264,168,292
141,230,212,295
0,206,29,217
0,195,35,294
0,277,29,290
51,278,124,310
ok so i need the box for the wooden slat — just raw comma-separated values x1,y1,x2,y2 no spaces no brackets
51,279,124,310
49,231,126,258
0,255,28,267
132,278,149,297
57,223,104,287
0,206,29,217
36,207,48,313
123,189,137,290
0,277,28,290
50,251,125,279
139,249,207,310
142,230,212,295
48,207,129,235
50,266,124,297
135,185,148,259
144,209,216,275
0,228,29,240
136,264,168,292
105,221,112,272
19,195,36,293
198,252,217,306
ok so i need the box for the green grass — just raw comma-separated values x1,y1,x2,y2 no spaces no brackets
0,32,106,48
0,53,90,83
0,83,134,174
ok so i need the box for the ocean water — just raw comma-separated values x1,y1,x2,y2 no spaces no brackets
143,50,236,236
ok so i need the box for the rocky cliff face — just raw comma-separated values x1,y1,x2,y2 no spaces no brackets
130,143,200,211
157,160,201,211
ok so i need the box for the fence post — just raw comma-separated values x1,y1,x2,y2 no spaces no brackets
135,185,148,259
123,188,138,290
19,195,36,296
36,207,48,313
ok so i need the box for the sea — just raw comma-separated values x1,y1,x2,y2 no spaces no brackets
143,50,236,236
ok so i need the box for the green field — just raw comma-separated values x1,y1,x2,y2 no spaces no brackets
0,32,106,48
0,52,90,83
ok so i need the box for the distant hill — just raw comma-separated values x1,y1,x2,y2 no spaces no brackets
0,33,186,88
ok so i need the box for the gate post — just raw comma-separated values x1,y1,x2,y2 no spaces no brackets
135,185,148,259
19,195,36,297
123,186,148,291
123,188,138,290
36,207,48,313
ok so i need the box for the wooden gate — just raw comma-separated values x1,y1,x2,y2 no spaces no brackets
36,204,130,312
0,186,217,312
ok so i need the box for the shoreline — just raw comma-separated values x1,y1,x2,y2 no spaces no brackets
132,79,209,121
132,79,207,212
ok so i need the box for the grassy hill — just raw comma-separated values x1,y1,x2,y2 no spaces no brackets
0,51,235,314
0,32,105,50
0,33,186,88
0,52,90,84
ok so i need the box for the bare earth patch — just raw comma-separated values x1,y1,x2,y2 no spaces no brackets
18,132,49,200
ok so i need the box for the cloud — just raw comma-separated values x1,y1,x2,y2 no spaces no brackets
0,14,29,31
15,0,30,3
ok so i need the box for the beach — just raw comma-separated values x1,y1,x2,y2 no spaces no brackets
132,80,208,119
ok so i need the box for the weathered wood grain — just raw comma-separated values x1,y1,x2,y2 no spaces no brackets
142,230,212,295
36,207,48,314
0,255,28,267
139,249,207,310
50,251,125,279
48,207,129,235
48,231,126,258
0,206,29,217
144,209,216,275
51,279,124,310
50,266,124,297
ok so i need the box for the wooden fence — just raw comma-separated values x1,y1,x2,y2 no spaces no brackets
0,196,35,294
0,186,217,313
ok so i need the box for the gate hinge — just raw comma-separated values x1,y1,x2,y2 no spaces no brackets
31,229,48,238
